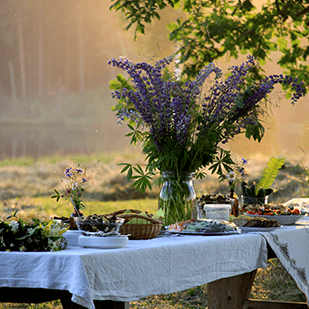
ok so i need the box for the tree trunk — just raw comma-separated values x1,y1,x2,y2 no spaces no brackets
37,1,43,99
78,12,85,94
8,61,17,107
65,38,71,93
17,5,27,100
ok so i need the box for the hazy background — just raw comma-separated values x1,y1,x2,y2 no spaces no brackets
0,0,308,162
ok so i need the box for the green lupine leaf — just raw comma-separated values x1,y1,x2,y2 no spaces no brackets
119,163,131,173
133,164,144,174
255,157,285,195
119,163,133,181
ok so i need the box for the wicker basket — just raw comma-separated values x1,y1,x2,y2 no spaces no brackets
108,209,163,240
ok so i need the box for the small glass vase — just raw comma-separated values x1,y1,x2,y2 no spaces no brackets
159,171,197,226
70,198,84,218
229,189,239,217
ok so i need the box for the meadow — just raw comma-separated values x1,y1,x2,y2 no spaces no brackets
0,151,308,308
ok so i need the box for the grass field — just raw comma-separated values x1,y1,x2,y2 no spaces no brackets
0,152,308,308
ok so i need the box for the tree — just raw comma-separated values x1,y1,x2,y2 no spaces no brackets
110,0,309,92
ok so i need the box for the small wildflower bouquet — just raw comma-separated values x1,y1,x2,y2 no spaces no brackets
0,212,68,252
52,163,94,216
220,157,247,198
108,55,304,224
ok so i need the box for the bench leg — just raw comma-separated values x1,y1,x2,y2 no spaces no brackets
60,296,130,309
243,299,308,309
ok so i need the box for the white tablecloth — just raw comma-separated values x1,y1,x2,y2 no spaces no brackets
0,233,268,308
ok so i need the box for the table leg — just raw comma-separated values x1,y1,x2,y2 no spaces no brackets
207,270,256,309
207,271,308,309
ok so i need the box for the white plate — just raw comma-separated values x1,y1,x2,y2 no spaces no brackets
78,235,128,249
246,214,305,225
240,226,282,232
168,230,240,236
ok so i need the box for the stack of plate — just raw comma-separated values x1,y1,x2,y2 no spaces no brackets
63,230,84,246
78,234,129,249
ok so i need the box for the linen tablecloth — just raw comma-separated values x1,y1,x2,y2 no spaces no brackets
0,232,268,308
259,217,309,305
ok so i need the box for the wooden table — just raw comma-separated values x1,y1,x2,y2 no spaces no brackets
1,225,308,309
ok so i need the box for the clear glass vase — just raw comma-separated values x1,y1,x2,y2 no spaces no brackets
159,171,197,226
70,198,84,218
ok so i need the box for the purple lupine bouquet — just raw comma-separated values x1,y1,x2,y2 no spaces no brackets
108,55,304,191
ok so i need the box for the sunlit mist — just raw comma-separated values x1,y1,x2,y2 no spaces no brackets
0,0,307,161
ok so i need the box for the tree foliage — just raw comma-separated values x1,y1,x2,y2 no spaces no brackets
110,0,309,92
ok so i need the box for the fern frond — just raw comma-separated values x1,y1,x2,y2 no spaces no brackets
255,157,285,195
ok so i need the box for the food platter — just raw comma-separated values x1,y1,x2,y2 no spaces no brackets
246,214,305,225
167,219,241,236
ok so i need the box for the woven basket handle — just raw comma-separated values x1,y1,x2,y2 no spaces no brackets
107,209,162,224
109,209,143,216
118,213,162,224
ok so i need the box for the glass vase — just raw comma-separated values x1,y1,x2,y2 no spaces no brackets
159,171,197,226
229,189,239,217
70,198,84,218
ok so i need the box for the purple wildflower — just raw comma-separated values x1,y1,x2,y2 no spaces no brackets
65,168,73,178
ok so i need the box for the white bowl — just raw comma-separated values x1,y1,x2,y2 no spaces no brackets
246,214,305,225
78,235,128,249
63,230,84,246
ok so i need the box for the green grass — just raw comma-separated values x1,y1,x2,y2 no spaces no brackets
0,150,144,167
1,197,159,219
0,157,35,168
45,197,159,217
37,152,120,166
0,301,62,309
